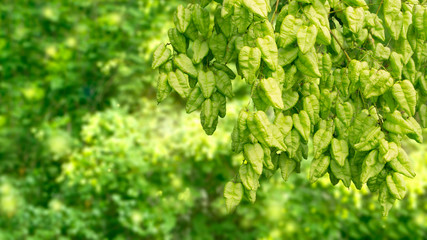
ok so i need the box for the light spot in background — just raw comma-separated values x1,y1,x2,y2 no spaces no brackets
131,211,143,225
48,132,72,159
45,45,57,58
42,7,58,21
21,86,45,101
0,183,18,218
285,221,296,234
178,188,191,202
0,115,6,127
65,37,76,48
415,213,427,227
49,199,63,211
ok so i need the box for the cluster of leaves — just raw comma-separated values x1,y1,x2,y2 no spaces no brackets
3,99,427,239
152,0,427,215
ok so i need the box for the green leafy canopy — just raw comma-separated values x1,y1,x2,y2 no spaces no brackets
153,0,427,216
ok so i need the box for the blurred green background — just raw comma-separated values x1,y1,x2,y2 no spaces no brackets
0,0,426,239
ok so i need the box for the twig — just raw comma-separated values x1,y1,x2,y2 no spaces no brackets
329,29,352,62
376,0,384,15
246,81,258,109
270,0,280,23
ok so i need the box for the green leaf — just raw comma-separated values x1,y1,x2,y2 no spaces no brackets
212,92,227,118
336,102,354,127
224,181,243,213
389,52,404,80
278,46,299,67
360,149,385,184
232,5,254,34
247,111,278,149
192,38,210,64
282,89,299,111
413,5,426,40
400,11,412,39
284,129,300,158
274,113,293,137
362,69,394,98
406,117,423,143
386,173,407,200
321,53,332,82
263,146,275,170
297,25,318,54
173,54,198,78
256,36,279,71
279,15,301,47
349,111,377,146
242,0,269,18
260,78,284,109
200,99,219,135
379,182,396,216
238,46,261,84
279,153,297,182
303,95,320,125
309,154,331,183
168,28,188,53
212,62,236,79
192,5,211,37
156,73,172,103
168,70,191,98
379,139,398,163
284,65,298,90
389,148,415,178
345,7,365,33
331,138,349,167
343,0,367,7
292,110,311,143
295,48,322,78
209,32,227,63
152,44,171,69
374,43,391,61
198,70,216,98
331,29,344,55
313,128,333,159
330,157,352,188
245,189,257,203
186,86,205,113
353,126,384,151
384,0,402,39
239,163,260,190
244,143,264,175
174,5,192,33
371,15,386,41
392,80,417,116
419,104,427,128
215,70,233,98
383,110,414,134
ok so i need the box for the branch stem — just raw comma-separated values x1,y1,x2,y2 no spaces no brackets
270,0,280,23
329,29,352,62
376,0,384,15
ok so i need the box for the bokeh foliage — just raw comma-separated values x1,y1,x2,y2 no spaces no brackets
0,0,426,239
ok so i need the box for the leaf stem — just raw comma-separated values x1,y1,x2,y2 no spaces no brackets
246,81,258,109
329,29,352,62
376,0,384,15
270,0,280,23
